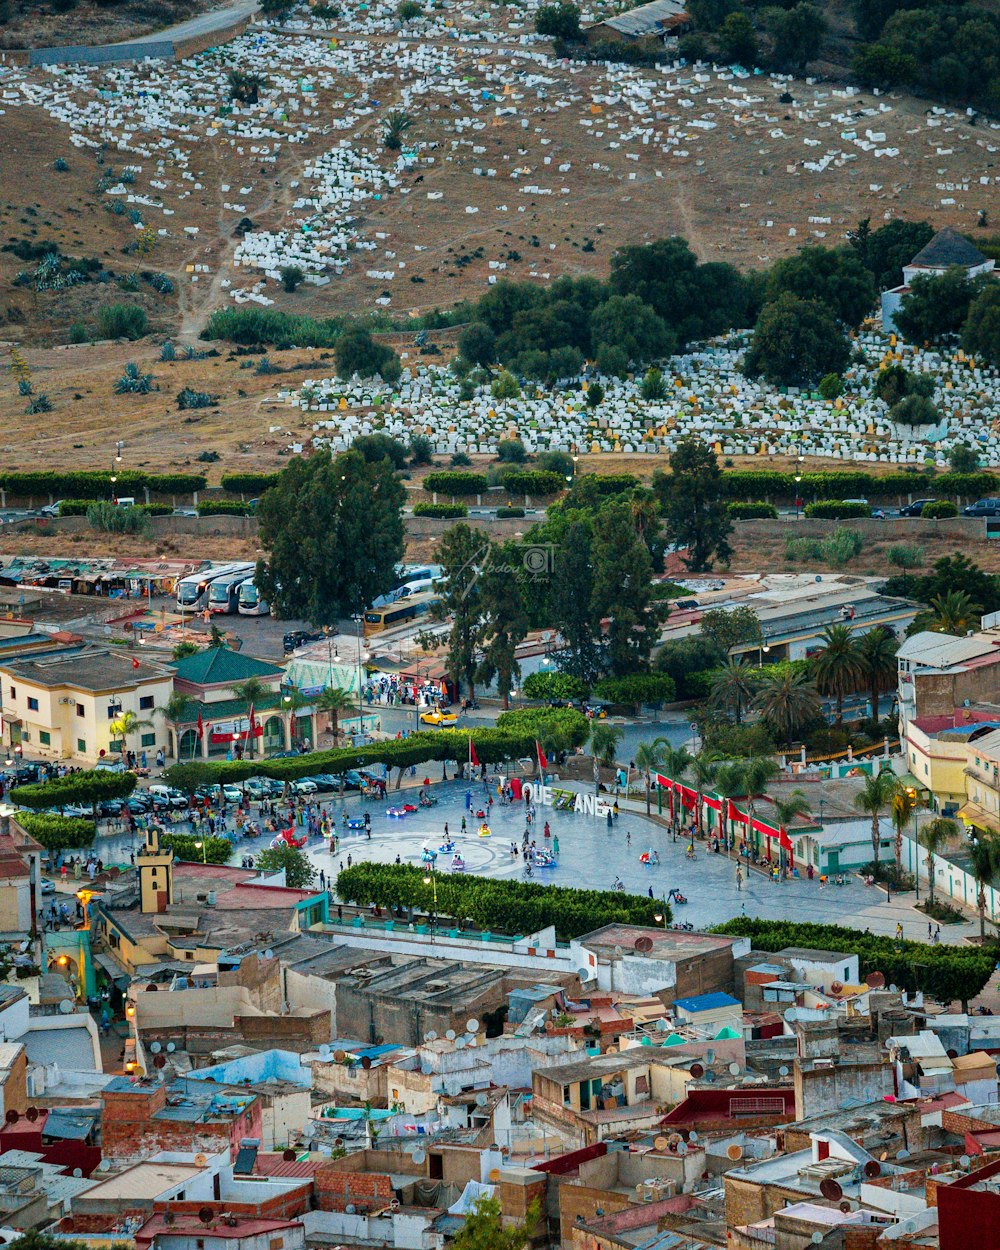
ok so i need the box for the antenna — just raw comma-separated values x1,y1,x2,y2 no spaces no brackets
819,1178,843,1202
634,936,654,953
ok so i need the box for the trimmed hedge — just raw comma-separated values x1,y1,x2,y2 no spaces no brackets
422,472,489,496
592,672,676,707
585,473,640,495
413,503,468,519
160,832,233,864
16,812,96,851
336,863,667,939
711,917,994,1006
522,672,589,701
499,469,564,496
1,471,206,498
495,506,525,518
921,500,959,518
804,500,869,520
219,472,278,495
12,770,137,810
161,709,590,789
716,470,999,503
198,501,254,517
727,502,779,520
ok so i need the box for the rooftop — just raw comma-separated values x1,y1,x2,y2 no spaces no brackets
171,646,284,687
581,925,738,959
82,1162,206,1201
0,646,170,691
597,0,689,36
909,226,988,270
673,993,741,1014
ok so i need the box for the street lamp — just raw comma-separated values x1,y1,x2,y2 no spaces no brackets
194,839,207,863
653,911,667,928
352,613,364,737
794,473,802,520
423,868,438,925
758,642,770,667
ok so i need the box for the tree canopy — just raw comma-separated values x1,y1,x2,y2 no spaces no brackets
744,292,851,387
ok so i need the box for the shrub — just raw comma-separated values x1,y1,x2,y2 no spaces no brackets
255,355,279,375
280,265,304,292
198,501,252,517
409,434,434,466
177,388,218,410
522,672,589,702
85,502,152,535
160,340,176,361
159,833,233,864
727,502,778,519
592,672,676,709
536,0,581,40
69,323,88,344
203,307,343,348
804,500,869,520
11,769,136,811
53,157,70,171
398,0,421,16
335,324,401,382
499,470,564,496
97,303,148,340
336,863,663,940
413,503,468,518
450,452,472,467
497,438,528,464
818,372,843,400
15,812,95,851
922,500,958,519
423,472,488,496
26,395,52,414
495,507,525,518
114,362,154,394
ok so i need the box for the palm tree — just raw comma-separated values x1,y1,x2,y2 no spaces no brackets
924,589,982,635
109,709,153,766
969,833,1000,939
228,69,266,104
811,623,863,727
317,686,354,742
920,816,957,908
754,670,821,745
281,686,311,748
713,758,747,855
856,626,898,725
659,743,692,828
230,676,271,757
853,771,900,879
158,692,197,760
635,740,666,816
770,787,810,863
890,787,916,875
384,109,412,151
590,722,622,792
688,753,719,838
708,658,756,725
742,755,781,849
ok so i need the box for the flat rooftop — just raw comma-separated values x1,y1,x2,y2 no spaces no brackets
82,1162,204,1201
581,925,737,959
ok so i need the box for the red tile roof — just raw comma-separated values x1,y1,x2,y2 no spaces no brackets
253,1154,320,1179
211,883,322,910
136,1215,302,1248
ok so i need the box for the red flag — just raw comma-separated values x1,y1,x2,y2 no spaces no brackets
469,738,480,768
536,740,548,770
196,711,204,740
131,657,140,669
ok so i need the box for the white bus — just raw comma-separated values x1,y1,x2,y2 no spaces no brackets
238,580,270,617
372,564,444,609
176,563,254,613
209,569,257,615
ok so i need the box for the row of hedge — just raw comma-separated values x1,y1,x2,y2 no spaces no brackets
422,470,565,496
11,769,137,811
413,504,468,519
711,918,995,1006
728,502,779,520
335,863,667,938
1,471,207,498
220,472,278,495
198,501,255,517
58,501,173,517
717,470,997,502
16,812,96,851
159,832,233,864
804,500,870,519
160,709,590,790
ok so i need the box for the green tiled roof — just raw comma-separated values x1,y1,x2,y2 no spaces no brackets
171,646,284,686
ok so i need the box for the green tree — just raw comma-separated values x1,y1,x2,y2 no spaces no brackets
228,69,266,104
890,394,937,426
383,109,412,151
435,523,490,699
458,322,497,369
586,382,605,408
744,292,850,387
718,10,758,64
687,0,736,29
948,444,981,474
162,760,214,795
854,771,899,879
962,283,1000,367
708,658,756,725
856,626,898,721
109,710,153,765
894,267,979,342
335,325,401,381
920,816,956,907
920,589,982,635
256,449,405,626
810,623,863,726
477,541,529,709
654,436,733,572
969,833,1000,938
635,739,667,815
450,1196,538,1250
640,367,666,401
535,0,581,38
766,246,876,329
354,433,408,469
688,753,719,838
280,265,304,293
491,371,520,405
317,686,355,741
522,671,589,701
256,844,317,889
158,691,197,758
886,543,923,594
590,294,671,366
699,604,762,654
172,641,200,660
852,43,917,90
772,787,811,833
764,2,827,73
853,218,933,291
754,669,821,745
551,521,602,683
891,786,916,875
591,499,658,675
590,721,622,793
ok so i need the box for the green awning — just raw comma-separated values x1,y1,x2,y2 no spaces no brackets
898,772,930,794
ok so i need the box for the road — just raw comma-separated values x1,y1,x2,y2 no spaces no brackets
111,0,257,47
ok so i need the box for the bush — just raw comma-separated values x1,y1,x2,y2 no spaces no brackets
818,372,843,400
198,501,253,517
97,304,148,340
11,769,136,811
495,507,525,518
220,472,279,495
592,672,676,709
413,503,468,518
804,500,869,519
710,917,992,1005
15,812,95,851
921,500,958,518
522,671,589,702
535,0,581,39
409,434,434,466
335,324,401,383
336,863,663,939
177,388,218,410
497,438,528,464
499,470,564,496
727,502,778,519
159,833,233,864
85,502,153,534
114,362,154,394
398,0,422,16
422,472,488,496
280,265,304,292
203,307,342,348
354,434,409,470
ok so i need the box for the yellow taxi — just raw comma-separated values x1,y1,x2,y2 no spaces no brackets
420,709,458,727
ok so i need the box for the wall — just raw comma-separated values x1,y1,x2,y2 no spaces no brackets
794,1058,894,1120
285,968,337,1035
937,1157,1000,1250
28,41,172,65
901,835,1000,931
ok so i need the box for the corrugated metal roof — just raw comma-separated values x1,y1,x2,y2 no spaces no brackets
600,0,688,35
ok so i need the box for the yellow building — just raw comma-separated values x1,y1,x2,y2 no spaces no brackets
902,718,973,809
0,647,173,765
960,728,1000,834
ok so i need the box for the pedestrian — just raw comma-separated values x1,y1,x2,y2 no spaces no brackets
648,886,653,899
896,922,903,942
736,866,743,892
935,925,941,944
319,869,326,888
928,921,933,938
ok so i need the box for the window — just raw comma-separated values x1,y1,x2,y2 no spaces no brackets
141,732,155,748
76,703,84,717
110,741,124,754
139,695,154,710
27,697,38,711
38,731,50,746
7,687,13,700
107,706,117,720
77,739,86,753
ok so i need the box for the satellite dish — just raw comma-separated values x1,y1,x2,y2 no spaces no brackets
812,1234,823,1245
145,984,159,991
455,1037,466,1049
58,1000,73,1015
897,1148,910,1161
689,1131,698,1142
866,971,885,989
166,1042,175,1053
864,1160,881,1178
831,981,844,994
677,1142,688,1155
467,1019,480,1033
689,1062,704,1079
198,1207,214,1225
488,1168,501,1182
319,1044,331,1056
614,945,624,959
345,1205,356,1215
150,1042,162,1054
263,949,274,960
961,1155,971,1169
577,967,593,982
839,1200,852,1213
25,1108,38,1123
413,1149,426,1165
726,1144,743,1161
334,1050,346,1061
728,1062,741,1076
194,1153,208,1167
778,1066,789,1077
361,1056,372,1070
655,1019,669,1032
446,1030,456,1041
819,1178,843,1201
283,1149,296,1162
154,1055,167,1069
426,1030,438,1041
654,1136,668,1151
475,1093,488,1106
72,1168,82,1178
334,1138,345,1148
947,1048,958,1059
635,936,654,954
4,1111,17,1124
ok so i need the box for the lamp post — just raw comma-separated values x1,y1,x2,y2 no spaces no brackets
653,910,667,928
758,642,770,668
194,839,207,863
352,613,364,738
794,473,802,520
423,867,438,926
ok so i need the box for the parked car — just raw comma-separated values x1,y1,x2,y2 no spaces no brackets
420,709,458,727
289,778,317,795
964,498,1000,517
900,498,938,517
304,774,340,792
39,501,64,517
243,777,274,799
40,878,55,895
282,630,324,654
